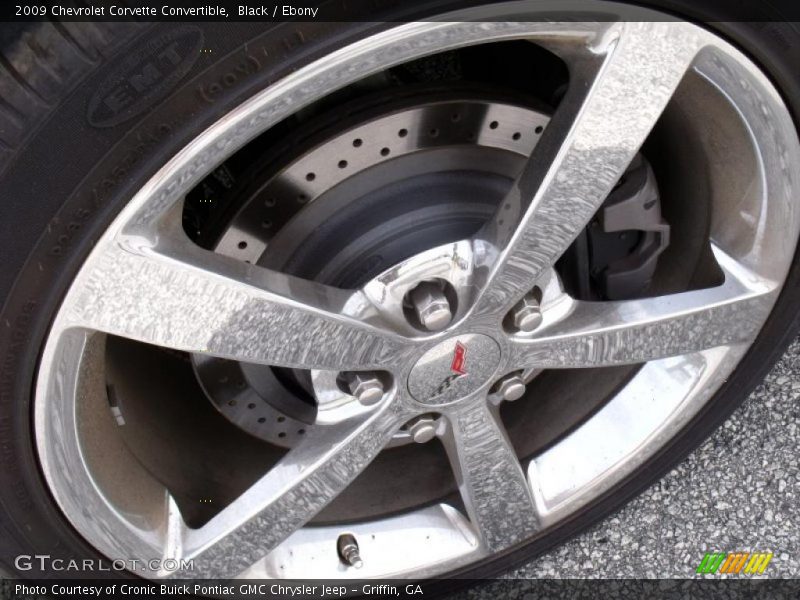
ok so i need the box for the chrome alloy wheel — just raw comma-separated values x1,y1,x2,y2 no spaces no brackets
34,12,800,581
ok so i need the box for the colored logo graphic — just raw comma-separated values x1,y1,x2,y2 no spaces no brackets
696,552,773,575
450,342,468,375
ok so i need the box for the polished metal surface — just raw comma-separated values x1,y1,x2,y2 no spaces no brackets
409,281,453,332
495,373,527,402
33,9,800,583
347,372,385,406
511,293,543,332
407,416,439,444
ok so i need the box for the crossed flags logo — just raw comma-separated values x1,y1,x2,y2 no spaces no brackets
696,552,773,575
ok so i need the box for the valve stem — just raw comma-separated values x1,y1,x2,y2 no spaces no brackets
337,533,363,569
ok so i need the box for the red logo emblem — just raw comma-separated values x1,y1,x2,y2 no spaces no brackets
450,342,467,375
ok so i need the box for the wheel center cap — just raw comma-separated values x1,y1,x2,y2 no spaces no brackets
408,333,501,406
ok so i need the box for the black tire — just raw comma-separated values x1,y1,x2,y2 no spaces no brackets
0,4,798,583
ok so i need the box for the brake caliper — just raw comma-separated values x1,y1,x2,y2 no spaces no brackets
560,155,669,300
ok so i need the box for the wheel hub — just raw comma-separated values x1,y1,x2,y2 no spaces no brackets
408,334,501,405
195,95,548,446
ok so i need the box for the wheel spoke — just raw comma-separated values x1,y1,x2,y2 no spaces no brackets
508,247,777,369
65,238,412,370
470,22,703,319
442,400,540,551
169,404,411,578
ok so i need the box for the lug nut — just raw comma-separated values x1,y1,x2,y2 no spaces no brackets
511,293,543,332
495,374,527,402
406,416,438,444
337,533,363,569
409,281,452,331
346,373,384,406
